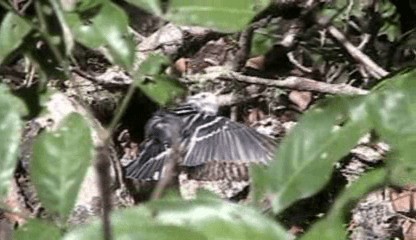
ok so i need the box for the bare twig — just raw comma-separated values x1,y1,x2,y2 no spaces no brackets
92,81,137,240
95,146,113,240
326,25,389,79
233,17,271,71
219,72,368,95
287,52,313,73
71,67,131,89
150,142,181,200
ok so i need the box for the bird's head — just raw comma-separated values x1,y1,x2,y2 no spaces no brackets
145,111,183,144
186,92,219,115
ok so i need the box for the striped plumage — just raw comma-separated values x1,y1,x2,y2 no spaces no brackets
125,92,276,197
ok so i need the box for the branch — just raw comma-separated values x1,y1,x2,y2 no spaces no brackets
326,25,389,79
220,72,368,95
232,17,271,71
150,141,181,200
95,146,113,240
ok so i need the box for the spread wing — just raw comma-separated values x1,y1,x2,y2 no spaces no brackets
125,111,276,180
124,138,170,180
182,114,276,167
125,111,183,180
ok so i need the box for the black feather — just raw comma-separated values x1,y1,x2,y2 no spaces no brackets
125,104,276,180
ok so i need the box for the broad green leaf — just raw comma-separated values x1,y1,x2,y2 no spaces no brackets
64,198,290,240
140,53,169,75
164,0,269,32
252,96,371,214
387,152,416,186
65,221,205,240
14,219,61,240
135,54,185,106
368,69,416,143
148,198,290,240
301,169,387,240
31,113,93,219
368,69,416,185
0,85,27,199
0,12,32,64
66,2,135,70
135,73,185,106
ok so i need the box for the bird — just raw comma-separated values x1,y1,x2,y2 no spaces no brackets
124,92,277,198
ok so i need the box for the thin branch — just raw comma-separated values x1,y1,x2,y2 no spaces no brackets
232,17,271,71
287,52,313,73
95,147,113,240
71,67,131,89
150,141,181,200
34,1,67,69
92,76,137,240
219,72,368,95
326,25,389,79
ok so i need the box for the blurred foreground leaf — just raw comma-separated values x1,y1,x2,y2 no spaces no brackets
14,219,61,240
31,113,93,220
300,169,387,240
0,85,27,199
66,2,135,70
64,198,290,240
0,12,32,64
252,96,371,214
368,69,416,186
134,54,185,106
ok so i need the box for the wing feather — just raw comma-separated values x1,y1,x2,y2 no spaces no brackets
125,139,169,180
183,115,276,166
125,109,277,180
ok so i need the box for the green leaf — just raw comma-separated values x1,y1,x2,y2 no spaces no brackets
64,198,290,240
148,198,290,240
139,53,169,75
65,222,206,240
31,113,93,220
14,219,61,240
368,69,416,185
300,169,387,240
0,12,32,64
369,69,416,143
252,96,371,214
66,2,135,70
135,74,185,106
135,54,185,106
0,85,27,199
164,0,269,32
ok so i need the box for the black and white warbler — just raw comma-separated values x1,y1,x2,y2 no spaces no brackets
125,92,276,183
